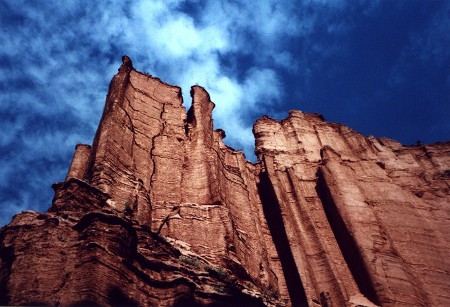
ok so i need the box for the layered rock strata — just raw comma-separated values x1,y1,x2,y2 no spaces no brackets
1,56,449,306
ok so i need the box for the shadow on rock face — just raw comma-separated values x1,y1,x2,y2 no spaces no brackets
108,286,138,307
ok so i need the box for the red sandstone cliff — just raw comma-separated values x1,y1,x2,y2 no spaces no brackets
1,56,449,306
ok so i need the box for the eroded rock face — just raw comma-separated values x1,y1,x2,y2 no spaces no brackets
1,57,449,306
254,112,450,306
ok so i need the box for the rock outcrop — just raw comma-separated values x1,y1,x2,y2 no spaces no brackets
1,56,449,306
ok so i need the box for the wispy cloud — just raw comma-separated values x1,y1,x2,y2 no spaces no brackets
0,0,302,225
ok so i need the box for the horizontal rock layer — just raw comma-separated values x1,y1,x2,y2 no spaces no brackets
1,56,449,306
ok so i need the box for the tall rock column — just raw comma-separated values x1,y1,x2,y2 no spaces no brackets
82,56,186,225
150,85,289,303
254,112,363,306
65,144,91,181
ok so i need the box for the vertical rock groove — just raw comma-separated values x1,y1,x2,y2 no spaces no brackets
257,169,308,307
316,169,380,305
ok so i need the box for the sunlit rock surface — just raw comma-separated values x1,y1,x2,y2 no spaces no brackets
1,56,449,306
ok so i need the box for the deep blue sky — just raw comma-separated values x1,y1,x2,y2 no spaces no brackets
1,0,449,226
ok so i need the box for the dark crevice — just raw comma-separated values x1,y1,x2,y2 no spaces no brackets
71,299,100,306
0,241,14,305
173,294,199,307
184,105,195,138
0,283,7,306
316,169,380,305
108,286,138,307
257,171,308,307
186,105,195,125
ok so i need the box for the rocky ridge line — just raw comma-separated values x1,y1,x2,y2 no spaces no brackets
1,56,449,306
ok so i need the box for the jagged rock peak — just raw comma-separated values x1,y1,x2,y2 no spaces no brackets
121,54,133,72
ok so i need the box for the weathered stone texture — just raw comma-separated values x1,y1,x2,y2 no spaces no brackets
1,57,448,306
254,111,450,306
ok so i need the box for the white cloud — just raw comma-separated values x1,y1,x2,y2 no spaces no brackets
0,0,311,155
0,0,352,224
115,0,303,158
